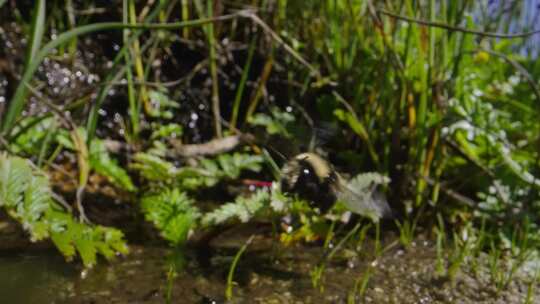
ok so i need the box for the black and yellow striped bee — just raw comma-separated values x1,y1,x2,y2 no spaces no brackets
281,153,391,221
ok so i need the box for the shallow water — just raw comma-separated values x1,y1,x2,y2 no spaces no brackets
1,225,537,304
0,250,77,303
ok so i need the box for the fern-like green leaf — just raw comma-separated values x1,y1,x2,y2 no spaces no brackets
10,117,56,155
248,106,295,138
141,188,200,245
56,129,136,192
47,208,129,267
202,189,270,226
0,153,129,267
131,152,177,182
0,154,50,241
216,153,263,179
132,152,264,190
89,139,136,192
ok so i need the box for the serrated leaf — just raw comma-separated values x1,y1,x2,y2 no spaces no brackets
75,236,98,267
89,139,136,192
141,188,200,245
131,152,177,181
202,189,270,226
0,153,129,267
248,107,295,138
51,231,77,261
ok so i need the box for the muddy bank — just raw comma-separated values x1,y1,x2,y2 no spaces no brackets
0,222,537,304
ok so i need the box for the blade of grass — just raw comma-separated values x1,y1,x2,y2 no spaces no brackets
245,57,273,121
25,0,46,69
37,120,57,167
181,0,190,38
123,0,139,141
230,37,257,130
127,0,151,117
207,0,222,138
65,0,78,61
226,235,254,300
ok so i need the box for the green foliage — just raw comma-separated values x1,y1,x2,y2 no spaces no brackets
150,123,183,140
202,188,270,226
147,88,179,119
141,188,200,245
132,152,264,190
134,151,265,244
48,209,129,266
206,153,264,181
0,153,50,241
57,130,136,192
248,106,295,138
89,139,137,192
333,109,369,142
0,153,128,267
25,0,45,70
131,152,178,182
10,117,56,156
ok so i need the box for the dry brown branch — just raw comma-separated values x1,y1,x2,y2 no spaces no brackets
168,134,254,158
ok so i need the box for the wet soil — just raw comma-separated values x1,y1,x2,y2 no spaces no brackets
1,217,537,304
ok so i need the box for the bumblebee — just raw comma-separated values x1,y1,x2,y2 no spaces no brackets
280,153,391,221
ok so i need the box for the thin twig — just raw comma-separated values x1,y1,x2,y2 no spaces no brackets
76,185,90,223
0,135,15,154
50,191,73,213
168,134,254,158
444,138,510,206
420,174,477,207
240,10,321,77
24,84,75,129
378,9,540,39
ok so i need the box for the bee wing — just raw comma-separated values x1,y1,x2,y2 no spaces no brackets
336,179,392,222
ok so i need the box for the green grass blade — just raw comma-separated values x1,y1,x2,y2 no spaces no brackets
25,0,46,68
226,235,254,300
206,0,222,138
230,37,257,130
